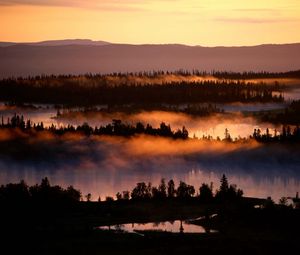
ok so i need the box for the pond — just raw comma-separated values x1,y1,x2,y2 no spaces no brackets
95,220,215,234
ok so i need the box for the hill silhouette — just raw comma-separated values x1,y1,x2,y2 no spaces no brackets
0,39,110,47
0,42,300,78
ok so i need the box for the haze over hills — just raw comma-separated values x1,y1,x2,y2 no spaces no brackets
0,40,300,78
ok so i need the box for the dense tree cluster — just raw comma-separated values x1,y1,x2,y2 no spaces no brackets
211,70,300,80
116,175,243,202
251,125,300,143
0,177,81,205
215,175,243,201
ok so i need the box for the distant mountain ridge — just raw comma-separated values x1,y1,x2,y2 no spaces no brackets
0,39,111,47
0,40,300,78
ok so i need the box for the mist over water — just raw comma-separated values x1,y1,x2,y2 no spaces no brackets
0,95,300,202
0,104,280,139
0,133,299,202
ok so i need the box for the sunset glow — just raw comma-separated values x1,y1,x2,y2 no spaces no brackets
1,0,300,45
1,0,300,251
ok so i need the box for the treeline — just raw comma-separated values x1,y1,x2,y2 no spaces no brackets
112,175,243,203
0,175,242,205
212,70,300,80
208,125,300,143
251,125,300,143
1,114,189,139
0,75,284,105
2,114,300,143
0,177,81,205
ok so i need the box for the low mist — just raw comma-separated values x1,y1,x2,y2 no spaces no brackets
0,129,299,201
55,110,280,139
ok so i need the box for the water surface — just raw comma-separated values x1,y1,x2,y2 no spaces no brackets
96,220,208,234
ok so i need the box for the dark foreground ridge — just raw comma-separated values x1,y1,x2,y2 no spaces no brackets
1,175,300,254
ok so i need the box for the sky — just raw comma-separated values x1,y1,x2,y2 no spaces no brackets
0,0,300,46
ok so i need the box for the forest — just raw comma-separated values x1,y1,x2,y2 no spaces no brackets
210,70,300,79
0,72,286,105
1,114,189,139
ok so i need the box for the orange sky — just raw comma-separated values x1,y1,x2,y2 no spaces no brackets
0,0,300,46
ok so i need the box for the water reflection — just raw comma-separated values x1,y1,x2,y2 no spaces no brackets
96,220,208,234
1,164,299,203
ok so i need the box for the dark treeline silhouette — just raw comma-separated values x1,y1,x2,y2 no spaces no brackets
193,124,300,144
0,175,242,205
210,125,300,143
2,114,300,143
0,73,285,105
114,175,243,203
0,177,81,206
251,125,300,143
0,114,189,139
211,70,300,79
191,124,300,144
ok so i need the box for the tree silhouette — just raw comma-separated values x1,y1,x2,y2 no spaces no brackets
158,178,167,199
85,193,92,202
176,181,195,199
220,174,229,194
122,191,130,200
199,183,213,202
1,177,81,205
167,179,176,198
131,182,152,200
216,174,243,201
116,192,122,201
66,186,81,202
